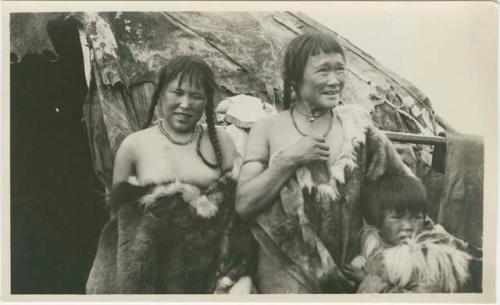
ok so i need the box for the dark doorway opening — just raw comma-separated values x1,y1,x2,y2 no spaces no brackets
10,16,108,294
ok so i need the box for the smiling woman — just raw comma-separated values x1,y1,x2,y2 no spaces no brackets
294,52,345,122
235,33,414,293
114,56,230,186
86,55,257,294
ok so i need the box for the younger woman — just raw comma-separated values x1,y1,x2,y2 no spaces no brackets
86,56,256,294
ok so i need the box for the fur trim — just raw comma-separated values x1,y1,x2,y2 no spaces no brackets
296,167,315,191
118,171,237,219
228,276,254,294
295,168,338,205
383,235,471,292
359,224,471,292
137,180,223,219
316,183,339,204
329,105,371,184
295,104,372,204
192,195,217,218
127,176,140,186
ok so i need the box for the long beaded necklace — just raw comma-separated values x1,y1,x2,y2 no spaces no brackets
290,105,334,138
158,119,199,145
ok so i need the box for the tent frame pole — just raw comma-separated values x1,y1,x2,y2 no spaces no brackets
384,131,446,146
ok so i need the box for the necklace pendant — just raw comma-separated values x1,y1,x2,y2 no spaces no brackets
309,117,315,123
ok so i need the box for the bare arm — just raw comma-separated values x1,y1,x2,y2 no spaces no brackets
112,135,137,186
235,118,329,220
216,126,239,172
236,154,298,220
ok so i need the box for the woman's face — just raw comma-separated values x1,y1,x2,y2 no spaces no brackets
159,75,208,133
380,209,425,246
298,51,346,110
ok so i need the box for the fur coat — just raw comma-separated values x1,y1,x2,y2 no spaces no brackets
86,173,257,294
353,224,471,293
251,105,415,293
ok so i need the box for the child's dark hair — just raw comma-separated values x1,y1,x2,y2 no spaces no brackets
362,174,428,227
282,33,346,110
143,55,223,172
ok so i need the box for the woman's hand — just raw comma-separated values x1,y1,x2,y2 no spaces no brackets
236,118,330,220
275,136,330,168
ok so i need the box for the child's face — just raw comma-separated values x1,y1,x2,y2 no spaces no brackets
380,209,425,246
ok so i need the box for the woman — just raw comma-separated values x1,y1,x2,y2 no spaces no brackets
86,55,256,294
235,33,414,293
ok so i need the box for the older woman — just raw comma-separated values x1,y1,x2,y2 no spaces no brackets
86,55,256,294
235,33,413,293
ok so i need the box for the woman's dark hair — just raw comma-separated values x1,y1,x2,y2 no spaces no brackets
362,174,428,227
282,33,346,109
144,55,223,172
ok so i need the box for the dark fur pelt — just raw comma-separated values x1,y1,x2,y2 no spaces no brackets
86,176,257,294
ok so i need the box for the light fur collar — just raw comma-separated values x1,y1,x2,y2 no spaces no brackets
295,104,372,204
359,224,471,292
126,175,231,219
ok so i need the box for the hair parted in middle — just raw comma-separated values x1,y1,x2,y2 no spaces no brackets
362,174,429,227
143,55,224,172
281,32,346,110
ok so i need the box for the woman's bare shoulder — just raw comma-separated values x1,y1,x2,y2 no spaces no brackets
118,127,158,152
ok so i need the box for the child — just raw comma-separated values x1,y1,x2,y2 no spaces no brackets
344,174,472,293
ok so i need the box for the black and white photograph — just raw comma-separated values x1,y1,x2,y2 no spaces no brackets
1,1,497,303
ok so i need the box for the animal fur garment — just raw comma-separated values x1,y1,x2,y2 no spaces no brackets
252,105,414,293
355,224,471,293
86,174,257,294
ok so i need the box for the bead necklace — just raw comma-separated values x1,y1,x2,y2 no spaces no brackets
158,119,199,146
290,105,334,138
293,104,330,123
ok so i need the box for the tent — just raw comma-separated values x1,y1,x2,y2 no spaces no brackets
11,11,452,187
9,11,481,293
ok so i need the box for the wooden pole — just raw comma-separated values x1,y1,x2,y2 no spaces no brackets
384,131,446,146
